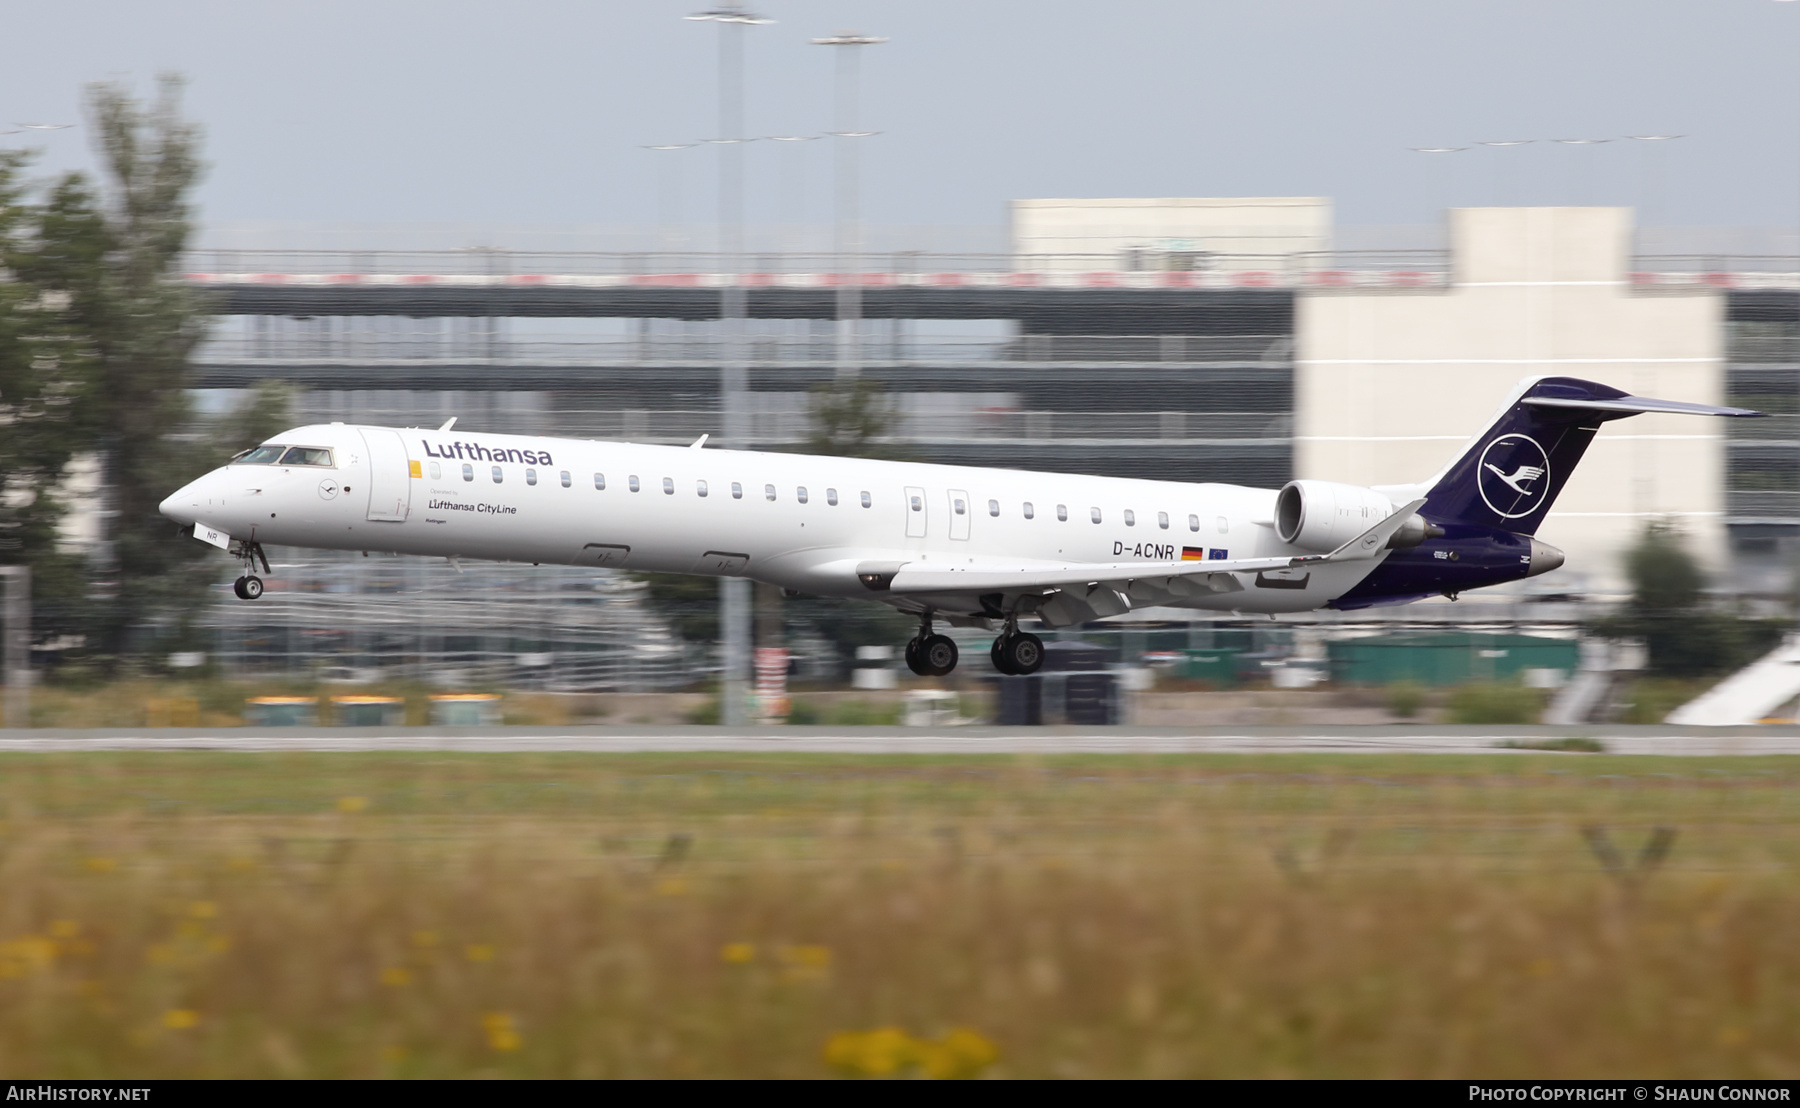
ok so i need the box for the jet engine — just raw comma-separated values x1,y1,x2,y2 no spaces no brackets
1274,480,1439,553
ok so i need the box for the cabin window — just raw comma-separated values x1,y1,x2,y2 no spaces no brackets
491,466,504,484
697,480,708,497
235,445,286,465
429,461,442,480
560,470,571,488
629,475,641,493
797,487,808,504
1056,504,1068,522
525,468,538,486
463,464,474,482
1158,511,1169,529
1188,514,1200,532
732,482,743,500
663,477,674,495
594,473,605,490
1023,502,1035,520
953,498,967,516
988,499,1000,517
1217,516,1229,534
764,484,777,502
910,494,923,513
1124,509,1136,527
279,446,334,467
827,488,839,506
1090,507,1102,524
860,491,872,508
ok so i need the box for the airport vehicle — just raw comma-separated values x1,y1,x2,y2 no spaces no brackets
159,375,1757,676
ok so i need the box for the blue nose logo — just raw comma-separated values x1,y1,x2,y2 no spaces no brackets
1477,434,1550,520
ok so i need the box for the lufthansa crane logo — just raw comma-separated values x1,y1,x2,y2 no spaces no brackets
1477,434,1550,520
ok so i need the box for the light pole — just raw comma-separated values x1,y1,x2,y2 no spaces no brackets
1476,140,1534,207
813,31,886,380
1624,135,1683,243
687,2,770,728
1410,146,1467,218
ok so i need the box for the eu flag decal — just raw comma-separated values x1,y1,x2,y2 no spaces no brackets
1209,548,1228,560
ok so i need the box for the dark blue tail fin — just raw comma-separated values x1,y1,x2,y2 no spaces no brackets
1417,376,1760,535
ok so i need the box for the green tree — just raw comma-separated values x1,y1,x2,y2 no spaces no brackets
0,150,101,637
1601,522,1783,677
804,376,904,460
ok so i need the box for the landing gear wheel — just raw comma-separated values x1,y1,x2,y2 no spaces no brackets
991,637,1008,674
1000,631,1044,675
919,633,958,677
234,575,264,601
904,637,928,676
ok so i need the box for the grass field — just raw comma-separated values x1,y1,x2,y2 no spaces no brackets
1,752,1797,1078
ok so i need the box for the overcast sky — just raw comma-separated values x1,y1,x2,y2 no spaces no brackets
5,0,1799,240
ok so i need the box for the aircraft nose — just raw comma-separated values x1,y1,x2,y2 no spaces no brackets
159,478,204,526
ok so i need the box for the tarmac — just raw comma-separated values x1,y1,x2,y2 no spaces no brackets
3,725,1800,755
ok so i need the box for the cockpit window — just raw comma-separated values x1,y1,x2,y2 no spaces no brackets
235,445,287,465
278,446,334,467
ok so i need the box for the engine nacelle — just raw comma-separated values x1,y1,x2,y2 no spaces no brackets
1275,480,1422,553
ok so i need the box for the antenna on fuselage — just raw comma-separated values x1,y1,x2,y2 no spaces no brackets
439,417,457,431
690,434,709,449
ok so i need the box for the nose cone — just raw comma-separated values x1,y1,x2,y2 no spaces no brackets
1526,537,1565,577
159,478,204,527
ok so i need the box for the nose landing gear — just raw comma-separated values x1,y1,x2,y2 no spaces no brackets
231,540,270,601
904,613,959,677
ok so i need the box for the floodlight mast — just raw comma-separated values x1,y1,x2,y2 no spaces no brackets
687,1,771,727
813,31,886,381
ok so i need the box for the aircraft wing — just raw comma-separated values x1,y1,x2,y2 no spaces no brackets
866,499,1426,596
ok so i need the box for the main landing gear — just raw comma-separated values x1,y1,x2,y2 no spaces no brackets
904,614,960,677
902,614,1045,678
990,624,1044,676
232,540,270,601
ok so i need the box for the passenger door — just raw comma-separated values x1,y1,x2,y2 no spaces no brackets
359,429,413,522
947,489,971,541
904,486,927,538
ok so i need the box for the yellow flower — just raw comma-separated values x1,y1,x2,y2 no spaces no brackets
189,901,218,920
381,1045,407,1065
380,966,411,987
823,1026,998,1079
719,942,756,964
411,930,439,950
83,857,118,873
1718,1026,1750,1047
49,920,80,939
205,935,232,954
482,1012,521,1052
162,1009,199,1030
937,1027,1000,1076
655,876,688,897
145,943,175,966
0,936,57,977
464,943,495,963
336,796,369,813
780,944,832,968
226,856,257,872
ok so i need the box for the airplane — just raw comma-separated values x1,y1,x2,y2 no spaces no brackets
159,375,1759,677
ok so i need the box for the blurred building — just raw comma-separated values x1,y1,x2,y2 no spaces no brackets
156,200,1796,681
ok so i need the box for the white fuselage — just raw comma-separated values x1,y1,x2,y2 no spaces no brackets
160,423,1391,618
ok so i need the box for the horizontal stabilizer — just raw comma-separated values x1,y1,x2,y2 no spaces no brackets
1523,395,1764,419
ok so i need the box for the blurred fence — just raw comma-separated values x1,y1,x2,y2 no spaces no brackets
201,555,692,691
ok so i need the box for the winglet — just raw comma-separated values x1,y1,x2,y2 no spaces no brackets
690,434,709,449
1293,498,1427,566
438,417,457,431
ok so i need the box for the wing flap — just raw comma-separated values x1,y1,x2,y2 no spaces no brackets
870,499,1425,597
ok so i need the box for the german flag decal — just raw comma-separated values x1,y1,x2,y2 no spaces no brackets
1181,546,1207,561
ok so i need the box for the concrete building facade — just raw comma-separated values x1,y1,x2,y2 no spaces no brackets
1296,207,1728,590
